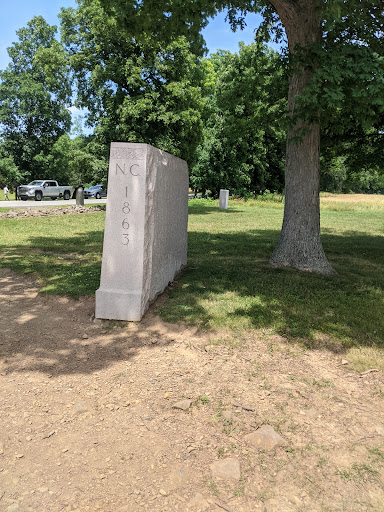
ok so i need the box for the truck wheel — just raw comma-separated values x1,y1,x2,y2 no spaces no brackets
63,191,70,200
35,191,42,201
21,197,27,201
96,193,101,199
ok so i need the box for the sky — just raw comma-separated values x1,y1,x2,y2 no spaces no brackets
0,0,263,72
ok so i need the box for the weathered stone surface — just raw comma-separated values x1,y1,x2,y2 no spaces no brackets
96,142,188,321
244,425,286,451
219,189,229,209
172,399,192,411
187,492,210,511
210,457,241,481
74,401,91,414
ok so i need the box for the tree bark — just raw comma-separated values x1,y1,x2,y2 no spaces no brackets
268,0,336,274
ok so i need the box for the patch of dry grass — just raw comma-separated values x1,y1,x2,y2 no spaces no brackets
320,193,384,211
345,346,384,372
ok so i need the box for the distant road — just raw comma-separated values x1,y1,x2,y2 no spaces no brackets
0,198,108,209
1,195,199,209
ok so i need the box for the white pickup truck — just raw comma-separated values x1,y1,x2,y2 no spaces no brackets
18,180,74,201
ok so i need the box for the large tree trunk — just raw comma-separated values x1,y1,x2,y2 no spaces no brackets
268,0,335,274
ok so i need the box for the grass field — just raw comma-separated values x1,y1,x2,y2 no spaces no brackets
0,195,383,369
0,212,104,296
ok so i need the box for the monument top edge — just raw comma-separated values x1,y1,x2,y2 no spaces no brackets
109,142,187,166
110,143,147,160
110,142,148,148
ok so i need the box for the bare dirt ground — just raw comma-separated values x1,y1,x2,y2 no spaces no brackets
1,268,384,512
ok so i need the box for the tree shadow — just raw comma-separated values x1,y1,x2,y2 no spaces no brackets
0,230,104,297
0,224,383,379
187,202,243,215
160,228,384,352
0,268,180,377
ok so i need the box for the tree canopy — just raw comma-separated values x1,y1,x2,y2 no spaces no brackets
0,16,72,181
97,0,384,274
0,0,383,260
191,43,287,196
60,0,206,164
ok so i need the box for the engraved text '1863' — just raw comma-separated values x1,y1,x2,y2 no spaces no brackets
118,163,140,246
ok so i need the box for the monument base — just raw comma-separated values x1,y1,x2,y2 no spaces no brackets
95,288,144,321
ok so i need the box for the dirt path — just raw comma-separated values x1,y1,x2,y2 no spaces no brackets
1,268,383,512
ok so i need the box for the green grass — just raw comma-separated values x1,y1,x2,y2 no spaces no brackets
159,198,384,353
0,196,383,361
0,211,104,296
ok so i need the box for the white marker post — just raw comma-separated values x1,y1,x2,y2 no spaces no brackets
96,142,188,321
219,189,229,209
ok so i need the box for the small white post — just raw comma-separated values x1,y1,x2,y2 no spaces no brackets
219,189,229,209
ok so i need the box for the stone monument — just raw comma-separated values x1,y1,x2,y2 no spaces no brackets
219,189,229,209
96,142,188,321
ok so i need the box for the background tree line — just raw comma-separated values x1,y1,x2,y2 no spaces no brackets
0,0,383,195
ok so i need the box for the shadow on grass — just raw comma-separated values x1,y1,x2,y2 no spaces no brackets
159,229,384,352
0,225,383,366
0,230,104,297
188,199,242,215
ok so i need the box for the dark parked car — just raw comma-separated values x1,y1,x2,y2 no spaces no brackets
83,184,107,199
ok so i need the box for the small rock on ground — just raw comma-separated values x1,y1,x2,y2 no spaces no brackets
172,399,192,411
244,424,286,451
210,457,241,481
187,492,210,511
